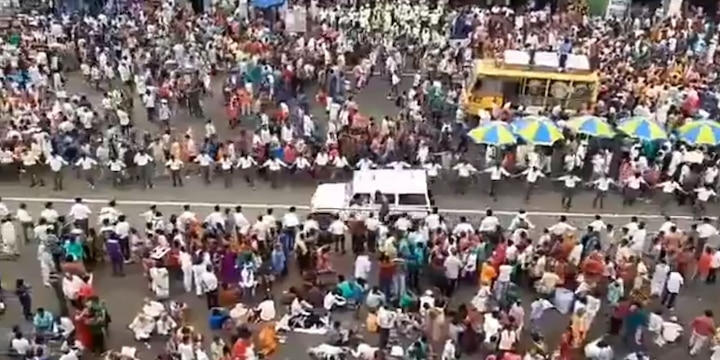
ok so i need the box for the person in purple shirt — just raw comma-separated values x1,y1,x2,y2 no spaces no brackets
105,233,124,277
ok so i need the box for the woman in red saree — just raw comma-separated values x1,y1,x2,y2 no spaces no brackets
74,307,93,350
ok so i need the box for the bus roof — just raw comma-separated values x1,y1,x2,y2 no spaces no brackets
475,54,599,83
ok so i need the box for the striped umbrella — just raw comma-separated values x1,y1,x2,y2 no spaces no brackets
567,115,615,138
677,120,720,146
617,116,667,141
515,116,564,145
467,121,516,146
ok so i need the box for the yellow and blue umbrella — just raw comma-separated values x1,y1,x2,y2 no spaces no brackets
515,116,564,145
567,115,615,138
677,120,720,145
617,116,667,141
467,121,516,146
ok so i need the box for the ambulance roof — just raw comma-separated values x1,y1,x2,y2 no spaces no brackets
351,169,428,195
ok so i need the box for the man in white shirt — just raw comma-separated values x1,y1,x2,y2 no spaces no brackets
424,160,442,184
425,207,441,232
453,159,477,194
623,173,646,206
200,265,219,309
479,209,500,233
655,179,682,211
315,150,329,178
232,206,250,234
75,154,97,189
444,249,463,296
68,198,92,234
10,332,31,356
376,306,396,348
108,157,125,187
697,218,718,257
282,207,300,252
549,216,576,236
196,152,214,184
354,252,372,281
47,152,68,191
262,157,286,188
520,166,544,202
329,215,348,253
115,215,131,261
134,149,154,189
16,203,33,244
40,202,60,227
255,295,276,322
22,149,44,187
591,173,614,209
237,153,257,187
364,213,380,253
662,270,684,309
351,343,380,360
694,185,716,218
482,163,508,200
495,262,514,301
556,174,581,210
219,154,235,188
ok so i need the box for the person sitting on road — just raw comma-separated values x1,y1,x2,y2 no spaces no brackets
327,321,350,346
323,289,348,311
336,275,365,306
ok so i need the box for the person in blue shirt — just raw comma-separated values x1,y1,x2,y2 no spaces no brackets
336,275,364,304
270,243,286,278
33,307,54,335
208,308,229,331
63,236,85,261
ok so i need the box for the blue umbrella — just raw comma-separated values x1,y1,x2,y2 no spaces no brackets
251,0,285,9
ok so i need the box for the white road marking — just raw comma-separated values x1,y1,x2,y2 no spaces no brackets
0,196,706,220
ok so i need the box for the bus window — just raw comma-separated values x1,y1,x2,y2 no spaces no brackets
548,80,571,108
398,194,429,206
472,78,483,92
502,78,522,105
566,82,594,109
523,78,548,107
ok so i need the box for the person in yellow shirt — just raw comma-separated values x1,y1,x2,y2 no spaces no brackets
480,261,497,286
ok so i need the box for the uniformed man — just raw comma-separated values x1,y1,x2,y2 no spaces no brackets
75,154,98,189
196,151,214,184
453,160,478,195
22,149,43,187
133,149,154,189
108,156,125,188
219,154,235,188
46,152,68,191
237,153,257,188
262,156,287,188
293,155,312,182
555,173,582,210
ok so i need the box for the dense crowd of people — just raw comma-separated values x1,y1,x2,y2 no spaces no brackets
2,0,720,359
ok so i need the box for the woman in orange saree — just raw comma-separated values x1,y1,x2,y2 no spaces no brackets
257,322,278,356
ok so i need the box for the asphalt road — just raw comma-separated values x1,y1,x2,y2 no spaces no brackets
0,73,718,359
